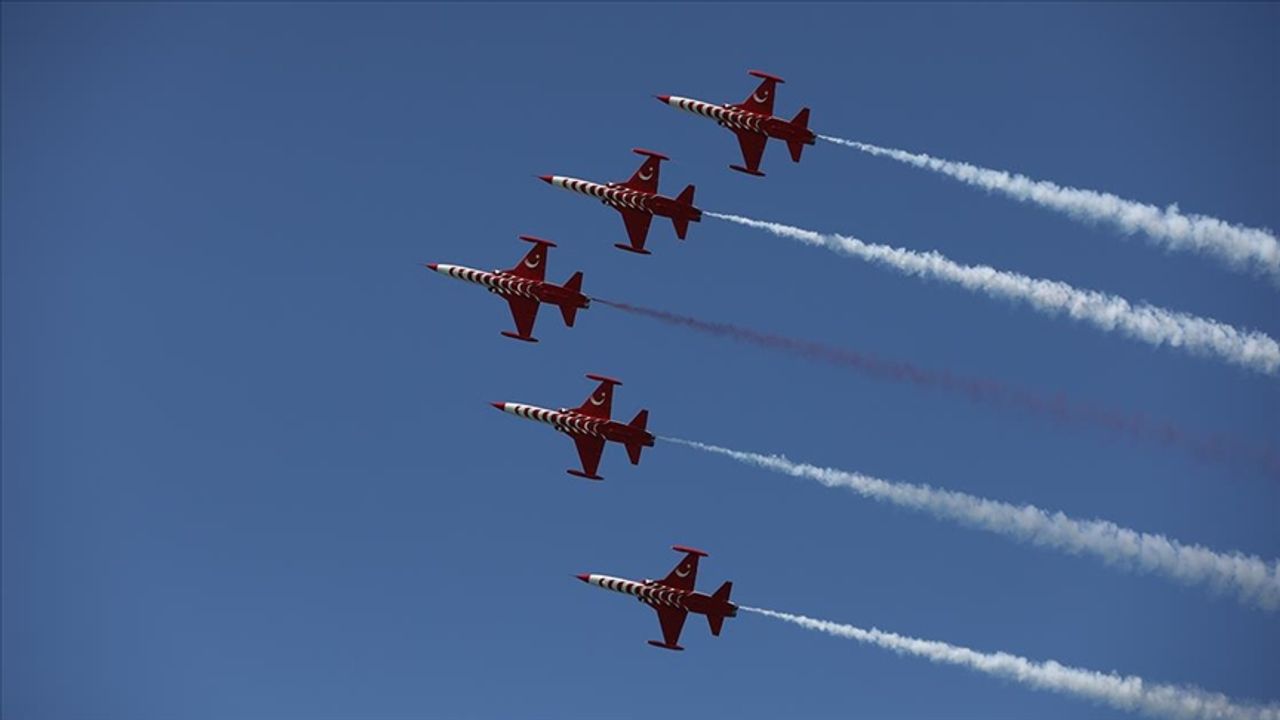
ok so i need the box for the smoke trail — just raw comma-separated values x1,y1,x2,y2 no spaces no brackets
820,135,1280,280
592,298,1280,480
706,212,1280,376
663,438,1280,611
744,606,1279,720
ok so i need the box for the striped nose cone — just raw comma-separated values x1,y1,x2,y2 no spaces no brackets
424,262,439,272
655,94,671,105
538,174,554,184
490,402,507,411
576,573,591,583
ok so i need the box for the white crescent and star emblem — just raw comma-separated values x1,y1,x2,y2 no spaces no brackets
638,166,654,181
589,391,607,406
675,564,691,578
752,90,769,103
524,255,541,268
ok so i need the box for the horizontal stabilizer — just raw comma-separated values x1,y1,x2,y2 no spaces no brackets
707,613,726,637
559,304,579,328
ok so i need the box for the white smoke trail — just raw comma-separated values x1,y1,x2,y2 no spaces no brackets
820,135,1280,280
744,606,1280,720
663,438,1280,611
706,212,1280,376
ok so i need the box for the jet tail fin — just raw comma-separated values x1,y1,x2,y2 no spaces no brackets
711,580,733,603
625,409,649,465
675,183,696,207
791,107,810,130
707,581,733,636
671,185,697,239
558,271,585,327
562,270,583,294
787,108,811,162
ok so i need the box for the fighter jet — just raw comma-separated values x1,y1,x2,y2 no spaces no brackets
491,374,652,480
539,148,701,255
425,236,588,343
657,70,816,177
577,545,737,651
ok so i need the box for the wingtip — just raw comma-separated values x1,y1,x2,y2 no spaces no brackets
576,573,590,583
538,174,553,184
631,147,670,161
655,94,671,104
424,262,438,271
748,69,785,83
490,402,506,411
672,544,709,557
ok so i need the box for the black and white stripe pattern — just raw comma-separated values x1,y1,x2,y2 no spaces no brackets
665,96,765,134
500,403,607,438
584,574,688,609
548,176,654,212
432,264,539,299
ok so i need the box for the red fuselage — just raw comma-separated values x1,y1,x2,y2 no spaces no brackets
658,95,817,147
540,175,702,224
427,263,588,313
576,573,739,620
491,402,655,449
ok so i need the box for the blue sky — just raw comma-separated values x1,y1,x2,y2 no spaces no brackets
3,3,1277,719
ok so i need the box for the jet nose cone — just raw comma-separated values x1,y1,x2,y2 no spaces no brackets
576,573,591,583
490,402,506,411
424,262,438,271
538,174,554,184
655,94,671,104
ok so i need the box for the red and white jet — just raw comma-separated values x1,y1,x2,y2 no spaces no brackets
539,148,701,255
491,374,653,480
577,545,737,651
657,70,815,177
425,236,588,343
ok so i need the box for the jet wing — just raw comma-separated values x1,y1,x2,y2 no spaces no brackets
571,376,617,419
732,129,768,175
656,547,703,592
504,296,540,340
733,73,779,116
503,240,550,281
650,605,688,651
569,434,606,480
618,209,653,254
618,153,662,193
